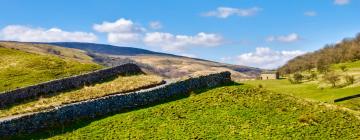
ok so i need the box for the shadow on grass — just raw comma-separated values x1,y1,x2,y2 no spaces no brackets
9,81,242,140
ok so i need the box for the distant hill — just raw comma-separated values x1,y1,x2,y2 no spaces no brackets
47,42,262,79
0,41,96,63
279,34,360,74
49,42,167,56
0,41,261,79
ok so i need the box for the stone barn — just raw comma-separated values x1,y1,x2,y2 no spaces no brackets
260,72,279,80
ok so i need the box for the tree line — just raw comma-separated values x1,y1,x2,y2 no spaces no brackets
278,33,360,74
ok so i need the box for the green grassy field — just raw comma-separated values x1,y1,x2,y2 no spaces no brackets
244,79,360,112
22,83,360,139
339,98,360,111
244,79,360,102
0,47,103,92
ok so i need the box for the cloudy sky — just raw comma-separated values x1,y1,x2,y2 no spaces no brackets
0,0,359,69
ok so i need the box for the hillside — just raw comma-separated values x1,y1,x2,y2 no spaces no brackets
0,41,262,79
245,58,360,111
244,78,360,110
50,42,261,79
0,44,103,92
0,42,96,63
49,42,166,56
242,34,360,114
24,84,360,139
121,55,259,79
279,34,360,74
1,41,360,139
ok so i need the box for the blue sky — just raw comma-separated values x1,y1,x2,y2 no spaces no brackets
0,0,359,69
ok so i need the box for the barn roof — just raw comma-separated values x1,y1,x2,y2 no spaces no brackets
261,71,278,74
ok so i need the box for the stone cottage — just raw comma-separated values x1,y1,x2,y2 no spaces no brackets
260,72,279,80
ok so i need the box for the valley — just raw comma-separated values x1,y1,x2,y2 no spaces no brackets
1,1,360,139
2,37,360,139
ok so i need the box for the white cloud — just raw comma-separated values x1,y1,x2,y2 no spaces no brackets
107,33,141,44
202,7,261,18
93,18,145,33
149,21,162,30
0,25,97,42
93,18,145,44
266,33,300,43
304,11,317,16
234,47,306,69
334,0,350,5
94,18,224,51
143,32,223,51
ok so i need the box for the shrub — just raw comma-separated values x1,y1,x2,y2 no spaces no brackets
288,73,303,84
288,77,296,84
293,73,303,83
345,75,355,85
340,65,348,72
308,71,317,81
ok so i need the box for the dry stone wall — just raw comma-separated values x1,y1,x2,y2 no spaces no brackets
0,63,142,108
0,71,231,137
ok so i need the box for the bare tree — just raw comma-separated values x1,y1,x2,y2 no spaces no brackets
323,72,340,88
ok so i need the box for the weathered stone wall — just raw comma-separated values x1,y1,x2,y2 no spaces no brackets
0,63,142,108
0,71,231,137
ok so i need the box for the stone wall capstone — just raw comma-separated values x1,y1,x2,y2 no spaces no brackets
0,63,142,108
0,71,231,137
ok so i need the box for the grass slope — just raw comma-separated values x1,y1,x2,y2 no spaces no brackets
0,47,102,92
29,84,360,139
0,75,163,118
244,79,360,112
244,79,360,102
0,42,95,63
340,98,360,111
